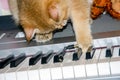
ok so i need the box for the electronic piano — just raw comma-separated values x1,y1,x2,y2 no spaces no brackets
1,28,120,80
0,13,120,80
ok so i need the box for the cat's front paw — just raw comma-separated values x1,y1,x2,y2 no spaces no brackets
35,32,53,43
76,33,93,54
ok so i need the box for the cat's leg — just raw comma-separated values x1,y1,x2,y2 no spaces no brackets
70,0,93,53
35,32,53,43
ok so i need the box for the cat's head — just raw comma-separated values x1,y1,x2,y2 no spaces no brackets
23,0,68,42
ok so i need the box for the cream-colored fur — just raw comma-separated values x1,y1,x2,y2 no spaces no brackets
8,0,93,53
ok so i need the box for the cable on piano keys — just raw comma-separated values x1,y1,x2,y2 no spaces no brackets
54,48,66,63
0,54,14,69
29,51,43,65
10,53,26,68
54,44,75,63
65,44,75,49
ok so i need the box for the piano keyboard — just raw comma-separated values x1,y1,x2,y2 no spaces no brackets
0,29,120,79
1,33,120,80
0,48,120,80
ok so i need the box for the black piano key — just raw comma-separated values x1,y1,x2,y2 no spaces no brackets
10,53,26,68
54,48,66,63
85,46,95,60
86,49,95,60
72,52,82,61
86,52,92,60
29,51,43,66
119,48,120,56
105,48,112,57
73,48,82,61
41,50,54,64
0,54,14,69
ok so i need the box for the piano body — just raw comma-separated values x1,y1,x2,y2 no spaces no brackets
0,11,120,80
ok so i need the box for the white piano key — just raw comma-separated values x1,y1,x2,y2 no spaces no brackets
16,57,30,80
85,49,101,77
0,64,11,80
105,38,112,43
5,68,17,80
52,43,65,52
110,47,120,75
0,74,5,80
28,56,42,80
105,38,113,48
39,51,54,80
110,61,120,75
85,64,98,77
100,49,109,59
60,51,74,79
98,62,110,76
92,49,101,59
98,39,107,47
117,37,120,44
112,47,119,57
39,68,51,80
28,70,39,80
93,39,101,48
5,57,28,80
111,37,119,46
62,66,74,79
73,52,86,78
49,52,63,80
74,65,86,78
28,68,40,80
51,67,63,80
98,49,111,76
98,49,110,76
16,71,28,80
5,72,16,80
0,67,8,80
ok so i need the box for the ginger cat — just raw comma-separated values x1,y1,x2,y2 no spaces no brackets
8,0,93,53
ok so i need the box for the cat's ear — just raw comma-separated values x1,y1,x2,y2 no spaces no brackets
24,26,35,42
48,2,59,21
